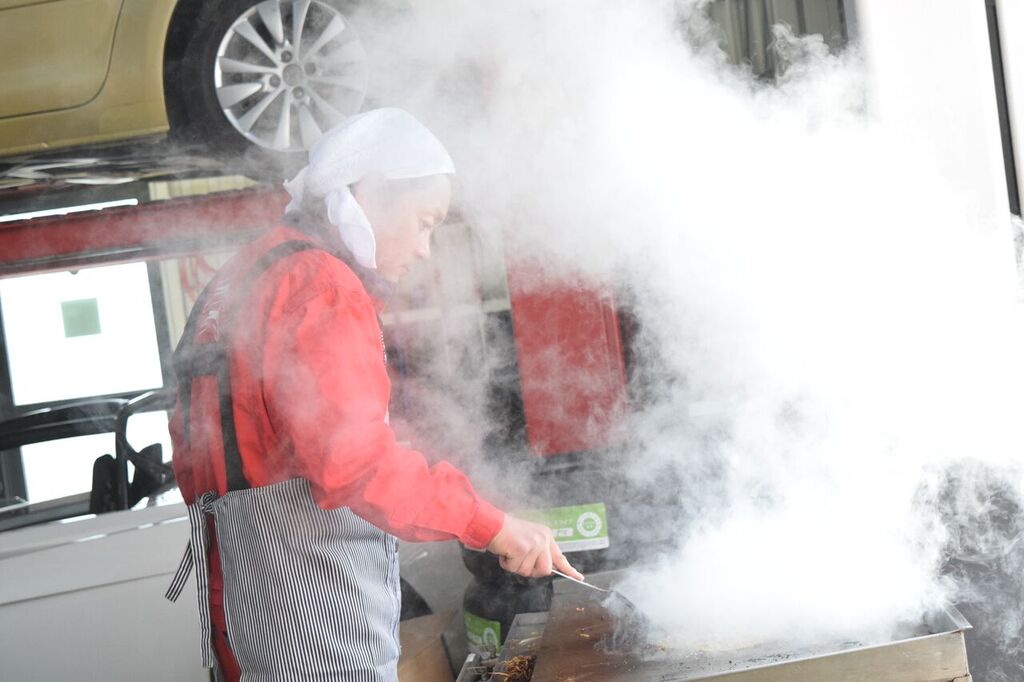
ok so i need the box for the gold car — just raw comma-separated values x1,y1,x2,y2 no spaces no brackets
0,0,370,159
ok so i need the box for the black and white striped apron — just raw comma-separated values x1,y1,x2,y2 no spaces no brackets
166,241,402,681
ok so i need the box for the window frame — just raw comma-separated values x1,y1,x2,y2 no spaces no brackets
0,260,174,510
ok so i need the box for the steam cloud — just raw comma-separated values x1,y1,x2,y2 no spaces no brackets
348,0,1024,676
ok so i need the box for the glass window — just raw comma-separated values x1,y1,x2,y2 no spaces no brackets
706,0,848,78
0,262,164,406
21,432,112,504
20,410,172,504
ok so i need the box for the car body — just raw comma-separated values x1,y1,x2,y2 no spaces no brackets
0,0,179,157
0,498,471,681
0,0,374,159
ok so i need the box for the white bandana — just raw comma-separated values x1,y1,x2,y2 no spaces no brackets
284,108,456,269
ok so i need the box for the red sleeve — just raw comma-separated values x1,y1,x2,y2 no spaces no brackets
262,281,505,549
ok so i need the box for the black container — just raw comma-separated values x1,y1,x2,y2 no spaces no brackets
459,453,623,589
464,449,686,596
460,544,511,585
528,458,613,575
462,576,553,655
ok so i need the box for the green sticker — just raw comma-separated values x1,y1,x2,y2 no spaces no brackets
517,503,610,553
61,298,101,338
464,611,502,655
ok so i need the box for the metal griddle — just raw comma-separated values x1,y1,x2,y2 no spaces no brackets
526,570,973,682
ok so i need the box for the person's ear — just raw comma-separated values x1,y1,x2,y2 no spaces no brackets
350,175,386,214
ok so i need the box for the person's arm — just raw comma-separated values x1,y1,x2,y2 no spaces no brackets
263,272,585,579
262,281,503,548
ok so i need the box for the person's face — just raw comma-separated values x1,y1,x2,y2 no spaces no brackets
353,174,452,283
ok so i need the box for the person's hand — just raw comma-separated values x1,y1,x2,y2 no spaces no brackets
487,515,585,580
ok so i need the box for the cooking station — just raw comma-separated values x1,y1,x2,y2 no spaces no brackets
460,571,973,682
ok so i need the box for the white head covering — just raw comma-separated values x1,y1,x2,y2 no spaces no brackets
284,108,456,269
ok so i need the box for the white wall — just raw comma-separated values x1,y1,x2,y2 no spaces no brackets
857,0,1015,256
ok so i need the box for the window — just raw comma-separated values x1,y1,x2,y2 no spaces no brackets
707,0,850,78
0,262,164,406
0,261,171,507
19,410,172,504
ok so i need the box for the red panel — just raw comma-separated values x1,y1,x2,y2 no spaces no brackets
0,187,289,276
507,269,628,457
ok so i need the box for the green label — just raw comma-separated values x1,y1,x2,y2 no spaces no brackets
517,503,610,553
464,611,502,655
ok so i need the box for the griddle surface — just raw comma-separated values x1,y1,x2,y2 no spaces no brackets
529,571,971,682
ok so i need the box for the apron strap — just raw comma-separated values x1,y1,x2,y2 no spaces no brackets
166,492,218,668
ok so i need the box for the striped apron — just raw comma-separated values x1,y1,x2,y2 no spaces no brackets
166,241,402,681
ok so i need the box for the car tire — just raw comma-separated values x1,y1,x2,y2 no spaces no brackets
166,0,373,176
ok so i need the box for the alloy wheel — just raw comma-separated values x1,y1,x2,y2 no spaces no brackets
213,0,368,152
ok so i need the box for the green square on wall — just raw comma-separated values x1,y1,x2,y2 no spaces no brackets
61,298,101,338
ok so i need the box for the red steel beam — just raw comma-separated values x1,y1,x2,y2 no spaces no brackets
0,187,289,276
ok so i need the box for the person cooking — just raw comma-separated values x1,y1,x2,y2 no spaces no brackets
166,108,582,681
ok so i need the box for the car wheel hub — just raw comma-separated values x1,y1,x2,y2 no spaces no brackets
283,63,303,86
213,0,369,152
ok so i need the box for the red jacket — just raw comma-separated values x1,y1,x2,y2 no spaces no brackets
170,225,504,676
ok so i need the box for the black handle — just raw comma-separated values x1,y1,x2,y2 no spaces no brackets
114,388,178,510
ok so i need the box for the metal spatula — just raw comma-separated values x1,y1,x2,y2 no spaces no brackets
551,570,650,623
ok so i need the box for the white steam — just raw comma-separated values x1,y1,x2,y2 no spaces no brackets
353,0,1024,665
